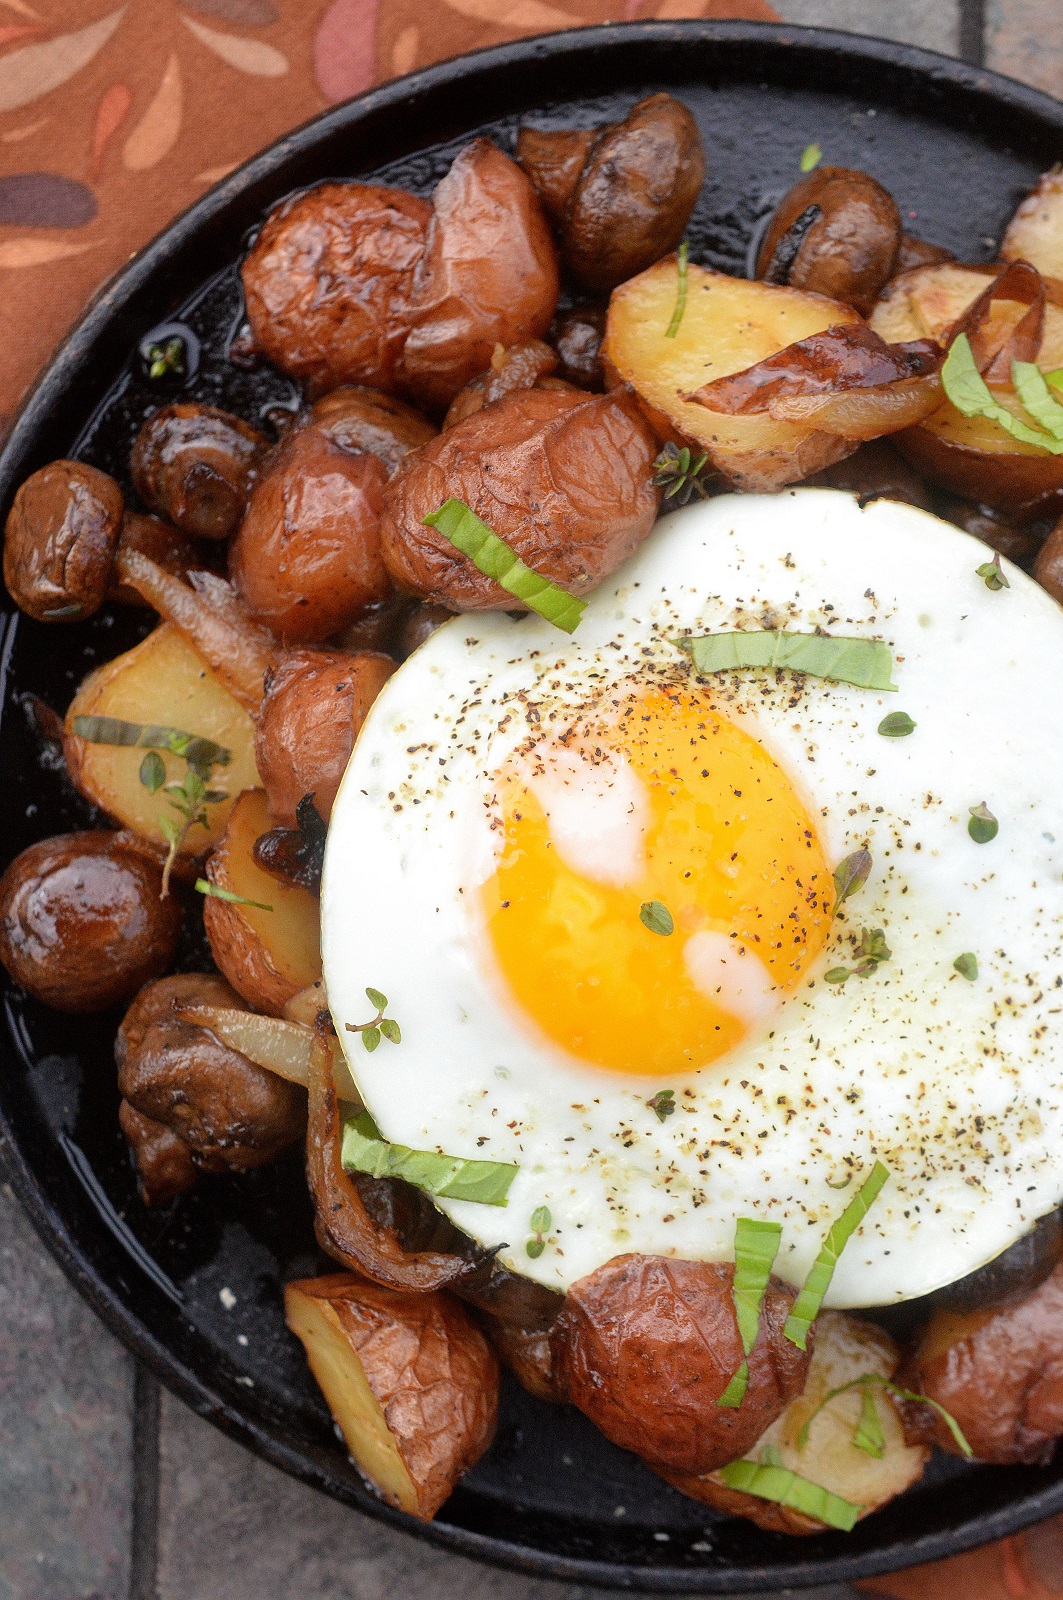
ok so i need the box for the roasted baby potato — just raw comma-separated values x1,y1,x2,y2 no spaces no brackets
242,182,432,395
552,1255,810,1476
4,459,124,623
118,1099,197,1207
109,513,201,605
604,259,875,490
1034,510,1063,600
309,385,436,475
130,404,268,541
64,622,259,855
756,166,902,315
229,423,391,645
902,1259,1063,1463
381,386,659,610
443,339,561,430
285,1273,499,1520
117,972,305,1176
551,304,607,390
662,1312,928,1534
202,787,322,1014
0,831,181,1011
870,260,1063,512
254,648,396,826
518,94,705,293
1001,169,1063,284
398,140,560,411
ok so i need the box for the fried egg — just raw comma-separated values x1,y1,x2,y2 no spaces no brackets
321,488,1063,1307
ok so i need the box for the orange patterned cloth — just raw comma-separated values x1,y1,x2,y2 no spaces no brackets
1,4,1062,1594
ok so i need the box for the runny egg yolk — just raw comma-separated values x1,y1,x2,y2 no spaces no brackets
482,685,833,1077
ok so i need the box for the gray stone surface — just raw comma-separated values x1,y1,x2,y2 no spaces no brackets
155,1390,855,1600
772,0,960,57
0,1145,134,1600
988,0,1063,95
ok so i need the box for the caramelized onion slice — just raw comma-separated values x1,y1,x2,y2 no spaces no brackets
769,373,944,440
305,1037,474,1293
948,258,1047,380
687,323,941,423
177,1003,359,1100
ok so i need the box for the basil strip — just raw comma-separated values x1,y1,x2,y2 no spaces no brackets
341,1110,517,1206
718,1217,783,1408
681,631,896,692
796,1372,972,1459
422,499,586,635
853,1387,886,1458
194,878,273,913
1012,360,1063,440
717,1460,861,1532
784,1162,890,1349
941,334,1063,453
71,715,230,772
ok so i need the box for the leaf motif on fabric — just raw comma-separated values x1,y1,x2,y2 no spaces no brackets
0,0,42,19
314,0,377,103
181,14,287,75
123,53,182,171
0,114,48,143
0,237,94,268
443,0,575,25
0,8,125,115
391,24,418,77
0,172,96,227
92,82,132,175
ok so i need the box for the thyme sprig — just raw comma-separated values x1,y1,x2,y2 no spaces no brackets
345,987,402,1053
146,335,186,380
652,441,711,506
526,1205,551,1259
824,927,891,986
647,1088,676,1122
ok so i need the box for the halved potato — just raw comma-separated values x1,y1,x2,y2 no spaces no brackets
284,1272,499,1520
64,623,259,856
1001,170,1063,285
202,787,321,1015
660,1311,928,1534
602,258,864,489
870,262,1063,511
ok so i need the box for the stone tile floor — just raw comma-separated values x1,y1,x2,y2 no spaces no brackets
4,2,1063,1598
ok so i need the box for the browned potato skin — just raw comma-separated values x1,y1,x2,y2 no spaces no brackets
901,1259,1063,1464
255,648,397,826
398,602,454,657
4,460,124,623
0,832,181,1012
130,404,268,541
894,234,954,274
1034,511,1063,600
803,438,932,508
398,140,561,411
756,167,901,316
284,1273,500,1520
118,1099,196,1207
381,386,660,611
520,95,705,294
117,973,305,1173
552,1255,811,1475
551,304,607,389
309,386,436,475
109,512,202,605
230,423,391,644
443,340,560,429
242,182,432,396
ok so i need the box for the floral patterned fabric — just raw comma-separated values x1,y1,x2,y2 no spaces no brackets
1,4,1061,1594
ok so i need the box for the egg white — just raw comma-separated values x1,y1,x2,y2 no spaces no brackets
322,489,1063,1307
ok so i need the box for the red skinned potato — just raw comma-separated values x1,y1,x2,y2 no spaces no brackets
230,423,391,645
0,831,182,1012
255,648,396,826
241,182,432,395
1034,511,1063,599
552,1255,810,1476
518,94,705,294
4,460,124,623
398,140,560,411
381,386,659,611
309,386,436,474
285,1273,499,1520
901,1259,1063,1464
755,166,902,315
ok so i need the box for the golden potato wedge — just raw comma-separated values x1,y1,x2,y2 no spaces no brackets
661,1311,928,1534
870,261,1063,511
64,623,259,856
284,1272,499,1520
202,787,321,1015
602,258,864,489
1001,170,1063,285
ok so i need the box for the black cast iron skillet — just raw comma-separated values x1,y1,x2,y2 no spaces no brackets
2,20,1063,1591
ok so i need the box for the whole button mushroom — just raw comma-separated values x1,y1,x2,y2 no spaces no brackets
3,460,124,622
130,403,269,541
0,831,182,1012
756,166,902,316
